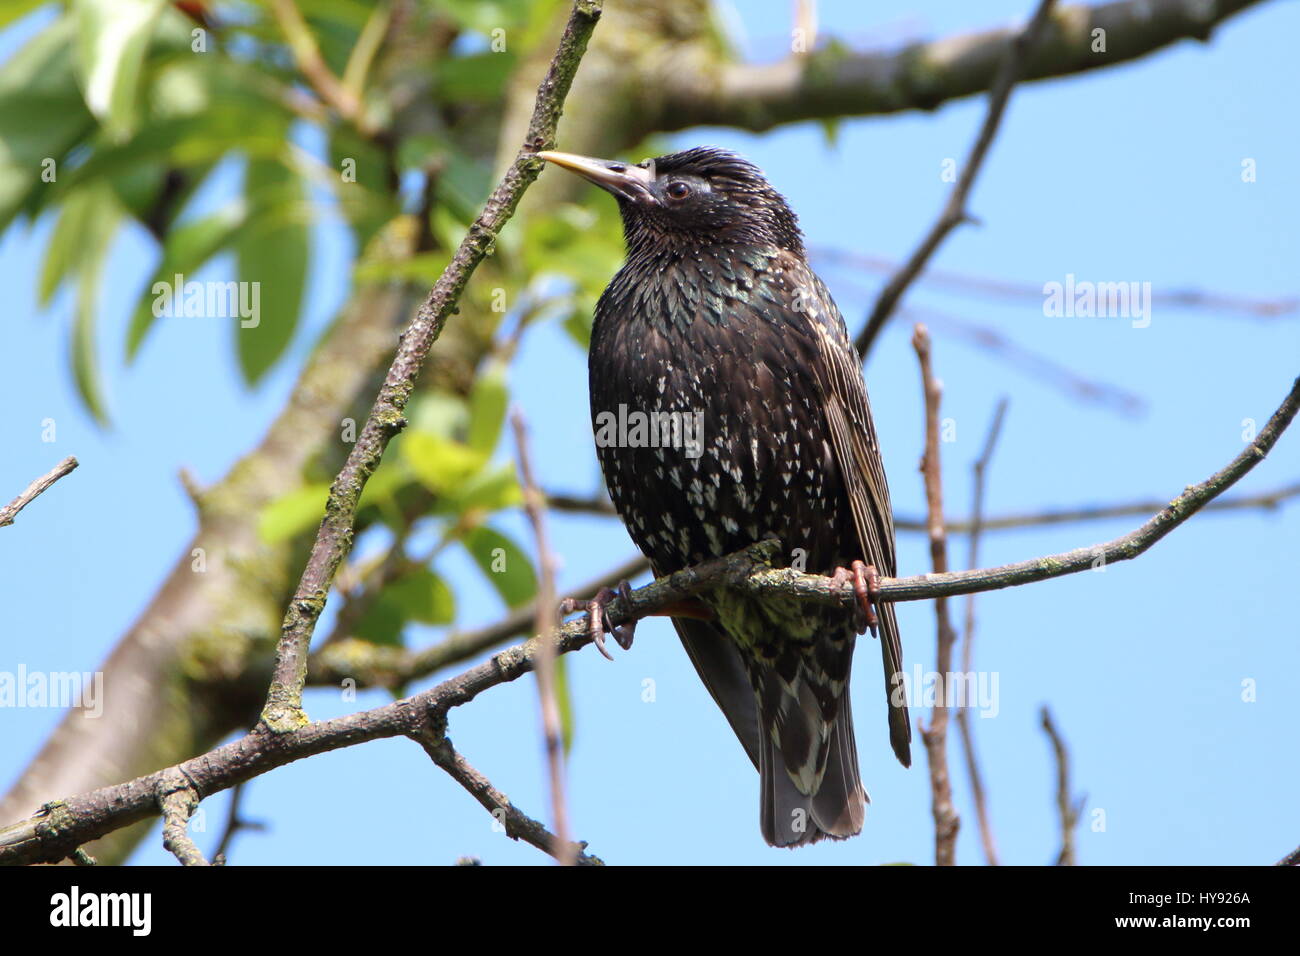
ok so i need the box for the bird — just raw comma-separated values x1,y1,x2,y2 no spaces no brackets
538,145,910,846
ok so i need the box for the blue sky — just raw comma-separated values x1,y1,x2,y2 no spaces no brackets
1,0,1297,865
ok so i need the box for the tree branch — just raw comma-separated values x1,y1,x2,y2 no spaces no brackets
270,0,372,137
857,0,1059,358
813,246,1299,320
1040,706,1083,865
549,483,1300,534
261,0,605,733
2,373,1294,865
211,782,264,865
0,456,78,528
510,409,574,863
413,729,600,865
157,773,211,867
957,397,1009,866
912,326,961,866
653,0,1268,134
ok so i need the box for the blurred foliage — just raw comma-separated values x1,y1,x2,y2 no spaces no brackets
0,0,637,730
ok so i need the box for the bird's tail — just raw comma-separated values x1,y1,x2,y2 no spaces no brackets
756,661,867,847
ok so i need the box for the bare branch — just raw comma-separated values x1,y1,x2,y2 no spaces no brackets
942,481,1300,533
261,0,605,733
857,0,1059,358
900,306,1146,417
553,483,1300,535
654,0,1268,134
813,247,1299,320
912,325,961,866
1040,706,1083,865
212,782,265,865
158,773,211,867
957,398,1009,866
269,0,371,136
0,456,78,528
510,409,574,864
413,730,600,865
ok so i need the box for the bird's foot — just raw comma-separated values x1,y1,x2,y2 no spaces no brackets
831,560,881,635
559,580,637,661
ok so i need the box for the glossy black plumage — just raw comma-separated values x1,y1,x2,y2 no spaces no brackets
540,145,911,846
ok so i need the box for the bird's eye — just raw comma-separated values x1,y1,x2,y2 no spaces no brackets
666,181,691,201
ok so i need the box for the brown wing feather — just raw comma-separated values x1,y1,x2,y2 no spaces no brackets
787,257,912,767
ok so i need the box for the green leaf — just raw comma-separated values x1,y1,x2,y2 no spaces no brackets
818,116,841,149
433,51,516,104
73,0,170,138
355,567,455,646
466,359,508,454
431,0,532,34
555,654,575,754
39,179,103,305
57,183,123,424
235,156,310,384
438,462,522,515
126,200,250,359
401,432,487,496
328,124,397,249
258,483,330,544
0,19,95,231
72,262,110,426
46,112,279,205
406,392,470,439
0,0,48,28
461,525,536,609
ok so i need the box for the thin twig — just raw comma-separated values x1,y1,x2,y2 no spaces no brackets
901,305,1146,417
939,481,1300,533
856,0,1059,357
912,325,961,866
552,483,1300,535
2,374,1295,865
260,0,604,733
656,0,1267,133
0,456,78,528
415,731,600,865
957,397,1008,866
158,777,211,867
212,782,266,865
828,271,1148,415
510,409,574,865
1040,706,1082,865
814,247,1299,320
270,0,372,136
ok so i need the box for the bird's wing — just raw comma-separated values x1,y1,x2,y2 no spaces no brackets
789,258,912,767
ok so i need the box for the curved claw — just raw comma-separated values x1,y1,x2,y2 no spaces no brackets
559,582,637,660
832,560,881,635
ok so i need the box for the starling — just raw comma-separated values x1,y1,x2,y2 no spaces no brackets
539,145,911,846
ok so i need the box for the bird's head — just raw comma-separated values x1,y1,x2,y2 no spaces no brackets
537,145,804,256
